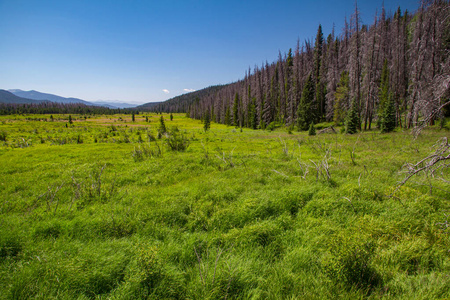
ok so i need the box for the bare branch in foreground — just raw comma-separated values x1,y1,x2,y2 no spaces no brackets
390,137,450,197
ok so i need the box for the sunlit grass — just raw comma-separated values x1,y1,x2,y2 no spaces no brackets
0,113,449,299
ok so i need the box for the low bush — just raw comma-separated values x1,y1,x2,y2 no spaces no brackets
166,127,190,151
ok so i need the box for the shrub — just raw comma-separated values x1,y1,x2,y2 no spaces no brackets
166,127,190,151
266,122,277,131
308,122,316,136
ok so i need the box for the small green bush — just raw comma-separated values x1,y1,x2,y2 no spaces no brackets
266,121,277,131
166,127,190,151
308,122,316,136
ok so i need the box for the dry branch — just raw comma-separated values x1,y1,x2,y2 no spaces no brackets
391,137,450,196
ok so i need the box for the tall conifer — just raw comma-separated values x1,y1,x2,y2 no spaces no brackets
297,74,314,131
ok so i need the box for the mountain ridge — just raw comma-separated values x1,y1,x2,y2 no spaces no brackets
8,89,138,109
0,90,47,104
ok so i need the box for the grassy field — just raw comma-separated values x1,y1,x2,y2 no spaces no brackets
0,113,449,299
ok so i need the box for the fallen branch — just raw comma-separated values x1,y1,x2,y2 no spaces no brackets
390,137,450,197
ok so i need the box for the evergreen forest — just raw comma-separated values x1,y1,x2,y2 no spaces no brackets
152,2,450,133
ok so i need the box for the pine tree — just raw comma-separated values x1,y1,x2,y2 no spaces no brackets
203,111,211,132
225,107,231,126
132,113,135,122
285,48,295,124
158,116,166,136
248,99,257,130
333,71,349,125
381,94,396,133
170,113,173,121
297,74,314,131
314,24,325,121
346,98,359,134
232,93,239,126
68,115,73,124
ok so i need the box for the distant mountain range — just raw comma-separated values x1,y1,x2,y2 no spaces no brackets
0,90,47,104
3,89,140,109
89,100,139,109
8,89,92,105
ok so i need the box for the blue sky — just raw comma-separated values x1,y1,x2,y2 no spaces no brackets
0,0,419,104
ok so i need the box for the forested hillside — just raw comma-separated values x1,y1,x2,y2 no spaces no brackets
137,85,226,113
184,1,449,131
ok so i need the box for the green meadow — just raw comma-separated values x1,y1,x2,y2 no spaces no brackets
0,113,449,299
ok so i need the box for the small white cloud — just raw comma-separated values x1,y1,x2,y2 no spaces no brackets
162,89,170,94
183,88,196,92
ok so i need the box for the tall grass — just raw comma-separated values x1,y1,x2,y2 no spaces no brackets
0,114,449,299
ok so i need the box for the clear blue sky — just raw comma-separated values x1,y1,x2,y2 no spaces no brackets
0,0,419,104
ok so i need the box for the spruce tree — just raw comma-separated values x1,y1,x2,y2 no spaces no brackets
203,111,211,132
158,116,166,136
232,93,239,126
346,98,360,134
132,113,135,122
68,115,73,124
170,113,173,121
297,74,314,131
381,94,396,133
313,25,324,83
333,71,349,125
225,107,231,126
314,24,325,121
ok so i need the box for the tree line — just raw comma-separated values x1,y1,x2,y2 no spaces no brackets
0,102,136,115
184,1,449,132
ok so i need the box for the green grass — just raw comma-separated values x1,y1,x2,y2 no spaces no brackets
0,113,449,299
